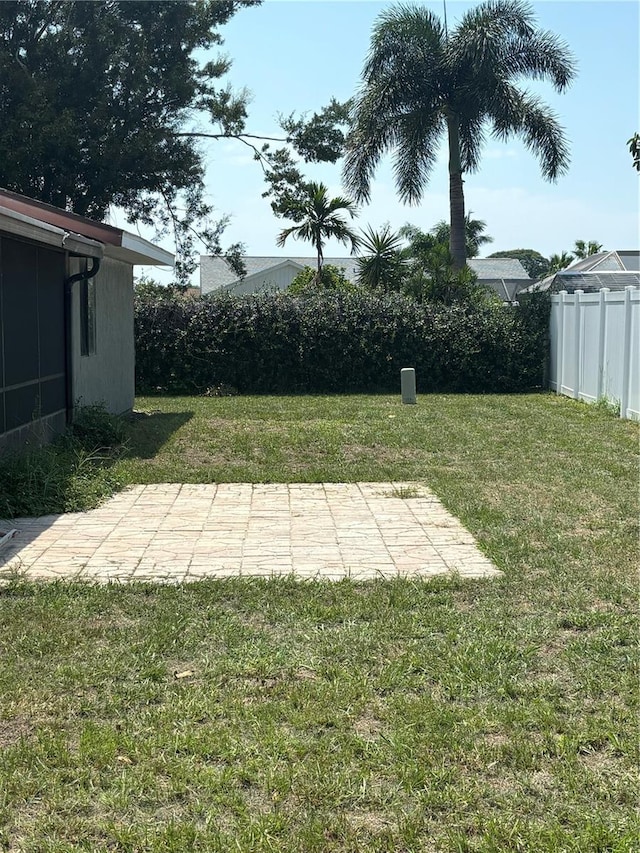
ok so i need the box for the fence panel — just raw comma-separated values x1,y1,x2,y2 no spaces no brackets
549,287,639,420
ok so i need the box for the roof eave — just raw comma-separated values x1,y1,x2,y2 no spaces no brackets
109,232,174,267
0,206,103,258
0,188,173,266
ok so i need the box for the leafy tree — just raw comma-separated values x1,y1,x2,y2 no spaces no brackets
343,1,576,270
356,224,406,292
277,100,352,170
573,239,603,259
288,265,359,296
0,0,265,282
0,1,350,283
488,249,550,280
430,213,493,258
548,251,575,273
258,100,351,221
276,182,359,283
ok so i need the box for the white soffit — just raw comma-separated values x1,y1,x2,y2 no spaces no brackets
110,232,174,267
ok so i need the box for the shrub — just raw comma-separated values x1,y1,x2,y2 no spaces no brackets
134,290,550,396
288,264,360,295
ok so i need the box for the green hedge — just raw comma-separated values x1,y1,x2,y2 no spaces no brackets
134,291,549,395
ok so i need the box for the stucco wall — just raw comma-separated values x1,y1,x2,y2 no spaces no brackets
226,264,300,295
70,255,134,415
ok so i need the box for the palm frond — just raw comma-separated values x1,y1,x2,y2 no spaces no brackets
324,218,360,254
326,196,359,218
365,4,444,82
276,225,300,248
392,111,443,204
502,30,577,90
356,224,406,291
458,113,487,173
448,0,575,105
454,0,536,44
343,84,400,202
359,223,404,257
448,0,535,83
490,86,570,180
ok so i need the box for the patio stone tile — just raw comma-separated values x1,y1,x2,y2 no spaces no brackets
2,483,500,583
192,547,243,559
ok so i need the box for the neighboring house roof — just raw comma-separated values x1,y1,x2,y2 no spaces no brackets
483,278,531,302
200,254,530,297
0,188,174,266
561,250,640,273
467,258,530,280
523,250,640,293
466,258,530,302
201,255,361,293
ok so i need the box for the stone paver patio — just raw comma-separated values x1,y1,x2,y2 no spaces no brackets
0,483,501,583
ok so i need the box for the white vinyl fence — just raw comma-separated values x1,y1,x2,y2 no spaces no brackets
549,287,639,420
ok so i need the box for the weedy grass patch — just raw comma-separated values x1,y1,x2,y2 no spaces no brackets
0,393,637,851
0,405,128,518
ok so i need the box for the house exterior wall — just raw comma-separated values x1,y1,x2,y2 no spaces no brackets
226,263,301,295
70,255,135,415
200,256,362,296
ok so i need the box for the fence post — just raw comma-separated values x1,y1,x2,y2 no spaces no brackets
556,292,566,395
619,286,633,419
596,288,609,401
573,290,584,400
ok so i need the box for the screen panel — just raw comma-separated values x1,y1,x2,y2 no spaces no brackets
2,237,39,387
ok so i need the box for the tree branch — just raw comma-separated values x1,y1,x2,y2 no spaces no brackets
174,131,288,143
173,131,294,175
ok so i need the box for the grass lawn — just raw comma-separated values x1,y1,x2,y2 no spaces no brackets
1,393,638,851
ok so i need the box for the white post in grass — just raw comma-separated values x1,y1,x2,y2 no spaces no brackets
619,285,634,419
401,368,416,404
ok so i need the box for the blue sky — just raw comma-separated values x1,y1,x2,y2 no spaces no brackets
132,0,639,282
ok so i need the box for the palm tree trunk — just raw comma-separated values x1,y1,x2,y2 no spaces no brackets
446,110,466,271
315,238,324,286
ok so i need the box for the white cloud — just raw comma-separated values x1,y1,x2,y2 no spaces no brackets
483,148,518,161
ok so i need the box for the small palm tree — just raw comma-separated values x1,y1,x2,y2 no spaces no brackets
356,224,406,291
397,223,486,304
573,240,603,259
276,182,359,283
548,251,575,273
398,223,438,260
430,213,494,258
343,1,576,270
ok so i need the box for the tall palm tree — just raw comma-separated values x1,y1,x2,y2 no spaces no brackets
276,182,359,282
356,224,406,291
343,1,576,270
430,212,494,258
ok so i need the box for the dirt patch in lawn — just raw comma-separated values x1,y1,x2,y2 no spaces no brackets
0,716,33,748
